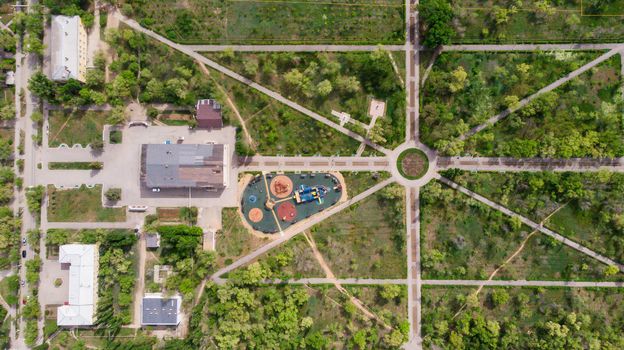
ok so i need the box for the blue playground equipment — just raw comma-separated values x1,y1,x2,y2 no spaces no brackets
294,185,328,204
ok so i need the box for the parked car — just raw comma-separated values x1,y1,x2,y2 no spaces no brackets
20,280,24,286
22,238,26,245
152,188,161,193
21,250,26,258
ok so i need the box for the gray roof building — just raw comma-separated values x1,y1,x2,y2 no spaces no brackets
141,144,229,189
141,293,181,326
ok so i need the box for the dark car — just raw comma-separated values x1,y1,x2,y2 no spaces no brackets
21,250,26,258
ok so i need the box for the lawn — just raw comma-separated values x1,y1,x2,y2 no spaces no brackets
312,184,406,279
216,207,269,268
420,180,621,281
342,171,391,198
420,50,600,149
48,110,107,147
467,56,624,157
0,275,18,306
121,0,405,44
205,51,406,148
451,0,624,43
47,185,126,222
422,286,624,348
442,170,624,268
255,235,325,279
207,66,362,156
109,130,122,144
48,162,103,170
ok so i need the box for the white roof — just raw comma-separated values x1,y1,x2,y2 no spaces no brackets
57,244,97,326
50,15,82,81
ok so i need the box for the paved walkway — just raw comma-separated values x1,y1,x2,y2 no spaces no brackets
210,178,394,279
437,175,624,271
112,11,389,155
440,43,622,51
218,278,624,288
188,44,405,52
237,155,390,172
437,156,624,172
423,279,624,287
406,187,422,348
460,45,624,140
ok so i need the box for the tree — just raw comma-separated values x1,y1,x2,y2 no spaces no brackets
28,71,56,102
0,104,15,121
419,0,455,47
379,284,402,302
335,75,360,94
316,79,333,97
604,265,619,276
105,188,121,201
490,289,510,307
448,66,468,92
505,95,521,110
106,106,126,125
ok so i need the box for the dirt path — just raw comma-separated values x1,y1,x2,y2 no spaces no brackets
302,231,391,330
387,52,404,87
195,60,256,152
452,203,569,319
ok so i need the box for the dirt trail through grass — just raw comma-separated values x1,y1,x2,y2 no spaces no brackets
452,202,569,319
302,231,391,330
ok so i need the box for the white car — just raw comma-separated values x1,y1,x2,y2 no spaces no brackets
152,188,161,193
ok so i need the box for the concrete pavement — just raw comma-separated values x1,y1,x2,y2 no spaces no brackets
423,279,624,287
440,43,622,51
188,45,405,52
237,155,390,172
437,156,624,172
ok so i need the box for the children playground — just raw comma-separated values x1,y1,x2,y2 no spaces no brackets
241,172,344,234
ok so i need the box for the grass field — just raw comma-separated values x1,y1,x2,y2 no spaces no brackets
420,50,600,149
206,51,406,148
311,184,406,278
0,276,18,306
467,56,624,157
122,0,405,44
342,171,391,198
47,185,126,222
451,0,624,43
216,208,269,268
207,67,361,156
48,110,107,147
420,180,621,281
423,286,624,348
443,170,624,268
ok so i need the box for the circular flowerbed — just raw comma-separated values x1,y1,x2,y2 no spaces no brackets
397,148,429,180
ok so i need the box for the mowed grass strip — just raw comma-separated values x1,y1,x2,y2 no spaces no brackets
122,0,404,44
47,185,126,222
48,110,107,148
48,162,103,170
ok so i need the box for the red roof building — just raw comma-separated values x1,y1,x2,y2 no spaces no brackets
195,99,223,129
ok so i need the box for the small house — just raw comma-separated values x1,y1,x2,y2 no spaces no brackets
195,99,223,129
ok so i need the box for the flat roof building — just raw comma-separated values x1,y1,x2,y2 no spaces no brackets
141,293,181,326
57,244,98,326
50,15,88,82
141,143,229,190
195,99,223,129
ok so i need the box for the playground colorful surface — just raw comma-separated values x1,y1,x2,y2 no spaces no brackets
241,173,343,233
